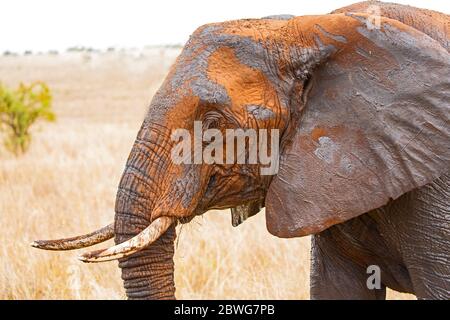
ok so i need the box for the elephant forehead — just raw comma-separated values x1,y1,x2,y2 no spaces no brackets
152,23,286,121
165,23,290,105
206,46,282,113
167,43,231,106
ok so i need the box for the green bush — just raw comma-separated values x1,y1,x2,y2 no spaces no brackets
0,82,55,155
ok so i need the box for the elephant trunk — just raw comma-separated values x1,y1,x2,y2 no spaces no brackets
114,126,177,299
115,221,176,300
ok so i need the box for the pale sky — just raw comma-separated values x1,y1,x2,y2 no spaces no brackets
1,0,448,52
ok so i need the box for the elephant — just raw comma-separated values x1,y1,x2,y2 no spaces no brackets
33,1,450,300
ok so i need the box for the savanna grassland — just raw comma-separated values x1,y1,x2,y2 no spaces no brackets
0,49,413,299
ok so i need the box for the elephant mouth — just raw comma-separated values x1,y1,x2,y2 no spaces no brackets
178,215,196,224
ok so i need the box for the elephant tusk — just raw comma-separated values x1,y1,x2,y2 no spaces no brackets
78,216,175,263
31,223,114,251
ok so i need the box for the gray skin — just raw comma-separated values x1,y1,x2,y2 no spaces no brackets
311,172,450,299
307,1,450,300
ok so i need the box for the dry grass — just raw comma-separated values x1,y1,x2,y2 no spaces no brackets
0,50,414,299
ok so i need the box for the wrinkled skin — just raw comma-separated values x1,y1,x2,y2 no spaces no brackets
107,1,450,299
311,172,450,299
307,1,450,300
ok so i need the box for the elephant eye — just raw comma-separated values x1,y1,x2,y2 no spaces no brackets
202,112,222,130
204,119,219,130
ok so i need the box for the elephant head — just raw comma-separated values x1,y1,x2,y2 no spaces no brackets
33,13,450,299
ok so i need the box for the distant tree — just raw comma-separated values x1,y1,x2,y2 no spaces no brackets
3,51,17,56
0,82,55,154
67,46,82,52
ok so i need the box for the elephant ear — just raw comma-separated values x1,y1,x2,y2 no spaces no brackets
266,14,450,238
